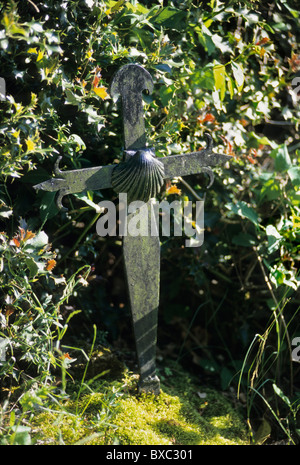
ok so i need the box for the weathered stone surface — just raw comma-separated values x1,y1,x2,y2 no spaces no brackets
110,63,153,151
33,64,230,396
34,157,114,210
111,148,165,203
123,202,160,395
161,133,231,179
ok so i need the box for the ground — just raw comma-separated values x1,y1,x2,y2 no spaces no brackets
30,353,249,445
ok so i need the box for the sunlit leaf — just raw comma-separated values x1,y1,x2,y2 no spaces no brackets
213,64,226,100
231,62,244,91
26,137,36,152
266,225,282,253
36,50,44,62
93,86,108,99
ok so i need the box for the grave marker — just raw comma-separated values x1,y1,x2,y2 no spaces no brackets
34,64,230,395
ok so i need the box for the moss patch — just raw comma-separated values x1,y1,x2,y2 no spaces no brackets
31,362,248,445
113,387,247,445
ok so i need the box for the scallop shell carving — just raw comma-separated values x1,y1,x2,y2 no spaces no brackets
111,149,165,203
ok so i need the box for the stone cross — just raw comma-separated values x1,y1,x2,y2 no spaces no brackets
34,64,230,395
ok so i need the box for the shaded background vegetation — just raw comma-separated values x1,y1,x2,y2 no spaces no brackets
0,0,299,444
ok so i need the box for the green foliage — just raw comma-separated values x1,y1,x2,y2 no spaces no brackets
0,0,299,445
0,221,59,382
0,217,91,390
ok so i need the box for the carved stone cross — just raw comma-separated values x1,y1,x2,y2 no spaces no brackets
34,64,230,395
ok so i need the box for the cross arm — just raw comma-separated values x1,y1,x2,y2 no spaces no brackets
33,157,115,210
160,133,231,179
33,135,230,210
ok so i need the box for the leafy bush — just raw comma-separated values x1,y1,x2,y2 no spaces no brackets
0,0,299,444
0,223,59,380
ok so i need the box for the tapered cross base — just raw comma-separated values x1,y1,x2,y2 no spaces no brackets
139,375,160,396
123,201,161,395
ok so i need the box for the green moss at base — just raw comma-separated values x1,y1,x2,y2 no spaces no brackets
113,387,247,445
32,363,249,445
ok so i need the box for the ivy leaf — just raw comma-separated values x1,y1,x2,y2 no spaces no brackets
151,6,187,31
259,178,281,202
226,201,260,227
227,75,234,98
231,62,244,91
288,166,300,186
192,65,215,91
25,257,39,278
266,225,282,253
213,64,226,101
196,24,217,55
270,144,292,172
159,84,175,106
211,33,232,54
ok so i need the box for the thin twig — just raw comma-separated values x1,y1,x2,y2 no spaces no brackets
177,176,204,201
264,118,294,126
27,0,40,12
